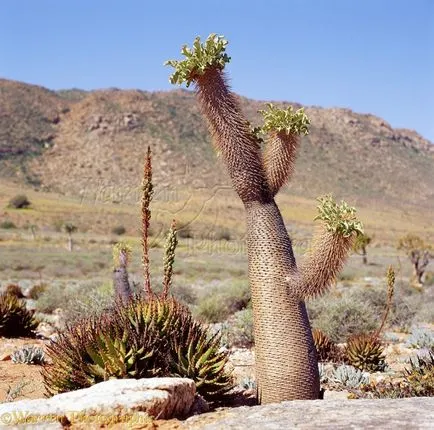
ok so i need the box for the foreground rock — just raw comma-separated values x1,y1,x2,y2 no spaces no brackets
185,398,434,429
0,378,195,427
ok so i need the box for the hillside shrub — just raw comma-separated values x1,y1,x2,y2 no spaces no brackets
225,308,254,348
8,195,31,209
4,284,25,298
308,295,377,343
36,282,113,322
0,220,17,229
111,225,126,235
27,284,47,300
194,281,250,323
0,293,38,337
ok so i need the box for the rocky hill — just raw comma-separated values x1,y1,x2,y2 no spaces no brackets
1,78,433,212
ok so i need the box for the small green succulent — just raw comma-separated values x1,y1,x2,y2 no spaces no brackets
165,34,231,87
315,194,364,238
12,345,45,365
259,103,310,136
332,364,370,388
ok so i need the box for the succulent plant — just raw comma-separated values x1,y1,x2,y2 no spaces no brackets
312,328,340,362
331,364,370,388
349,352,434,399
43,296,233,400
404,351,434,396
4,284,25,298
11,345,45,365
42,307,167,396
166,34,364,403
345,333,386,372
27,284,47,300
0,293,38,338
318,363,329,384
171,316,232,399
406,328,434,350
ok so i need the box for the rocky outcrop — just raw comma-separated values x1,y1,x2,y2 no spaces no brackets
0,378,196,427
185,398,434,429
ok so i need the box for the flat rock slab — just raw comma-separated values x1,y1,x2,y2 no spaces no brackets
0,377,195,427
185,398,434,429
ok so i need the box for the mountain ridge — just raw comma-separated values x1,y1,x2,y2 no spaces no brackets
1,78,433,214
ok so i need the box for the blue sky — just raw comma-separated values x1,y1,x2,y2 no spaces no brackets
1,0,433,141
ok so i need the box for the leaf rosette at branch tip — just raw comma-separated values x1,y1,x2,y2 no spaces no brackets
259,103,310,136
113,242,132,268
314,194,364,238
165,34,231,87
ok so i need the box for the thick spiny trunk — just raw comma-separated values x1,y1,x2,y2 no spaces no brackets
246,201,319,402
195,66,319,403
113,267,132,302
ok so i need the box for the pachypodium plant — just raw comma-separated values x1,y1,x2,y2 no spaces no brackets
166,34,363,403
112,242,133,301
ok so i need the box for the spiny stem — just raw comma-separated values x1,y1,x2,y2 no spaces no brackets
141,146,154,296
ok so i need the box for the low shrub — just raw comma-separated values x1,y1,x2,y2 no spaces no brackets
0,294,38,337
170,284,197,305
36,282,114,324
194,281,250,323
308,295,378,343
111,225,126,235
4,284,25,298
225,308,254,348
8,195,31,209
0,220,17,229
27,284,48,300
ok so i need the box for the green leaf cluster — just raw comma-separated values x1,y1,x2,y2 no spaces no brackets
314,194,364,238
165,34,231,87
259,103,310,136
112,242,132,269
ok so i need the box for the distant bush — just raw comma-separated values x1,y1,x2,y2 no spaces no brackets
0,293,38,337
194,281,250,323
308,295,378,343
8,195,31,209
0,220,17,229
177,223,194,239
111,225,126,235
226,308,254,348
213,227,231,241
36,282,114,323
4,284,25,299
27,284,47,300
171,284,197,305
